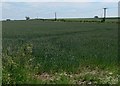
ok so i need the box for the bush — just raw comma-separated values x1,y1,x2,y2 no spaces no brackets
2,43,35,84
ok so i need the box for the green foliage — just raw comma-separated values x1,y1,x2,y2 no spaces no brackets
2,43,35,84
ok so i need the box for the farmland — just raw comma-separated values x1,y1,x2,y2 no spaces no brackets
2,19,119,84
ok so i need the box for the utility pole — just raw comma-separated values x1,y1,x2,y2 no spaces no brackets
55,12,57,21
103,8,107,22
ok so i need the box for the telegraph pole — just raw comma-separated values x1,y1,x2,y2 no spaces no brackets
103,8,107,22
55,12,57,21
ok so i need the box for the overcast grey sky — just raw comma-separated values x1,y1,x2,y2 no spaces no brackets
1,0,119,20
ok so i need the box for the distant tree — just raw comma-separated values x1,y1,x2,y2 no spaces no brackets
6,19,11,21
101,18,105,22
94,16,99,18
25,16,30,20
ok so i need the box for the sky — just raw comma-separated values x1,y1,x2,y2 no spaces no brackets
0,0,119,20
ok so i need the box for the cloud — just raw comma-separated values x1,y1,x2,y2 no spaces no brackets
0,3,2,20
2,2,118,20
102,0,119,2
1,0,91,2
1,0,119,2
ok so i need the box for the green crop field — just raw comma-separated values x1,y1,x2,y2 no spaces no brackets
2,20,119,84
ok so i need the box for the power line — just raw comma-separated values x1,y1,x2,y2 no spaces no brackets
34,7,117,19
